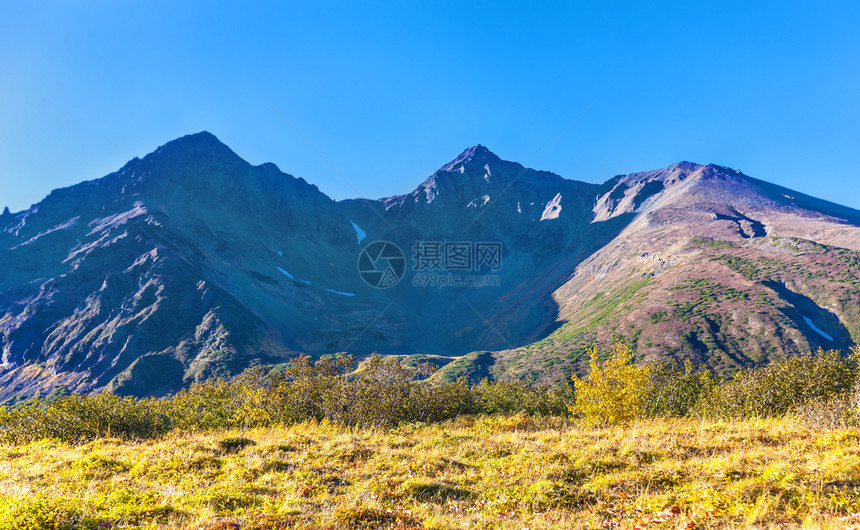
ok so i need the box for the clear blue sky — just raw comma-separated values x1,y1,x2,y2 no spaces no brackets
1,1,859,212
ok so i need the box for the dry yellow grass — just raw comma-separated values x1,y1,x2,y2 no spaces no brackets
1,415,860,529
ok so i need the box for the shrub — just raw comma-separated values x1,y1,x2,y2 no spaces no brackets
642,360,716,417
697,348,857,418
474,379,573,416
164,378,242,431
0,498,99,529
570,343,649,426
319,354,478,426
649,311,670,324
3,346,860,444
223,356,341,428
323,354,431,426
409,376,477,423
0,394,170,443
796,380,860,430
201,353,479,428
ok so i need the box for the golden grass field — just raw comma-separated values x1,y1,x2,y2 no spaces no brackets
1,415,860,529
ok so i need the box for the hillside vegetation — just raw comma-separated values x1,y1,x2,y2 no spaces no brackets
2,347,860,528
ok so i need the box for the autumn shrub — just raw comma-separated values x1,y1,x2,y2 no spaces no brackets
319,355,478,426
795,346,860,429
406,376,477,423
325,354,433,426
233,354,354,427
569,343,649,426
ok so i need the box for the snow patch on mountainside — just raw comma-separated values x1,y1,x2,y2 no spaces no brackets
87,202,147,236
802,315,834,341
277,267,312,284
1,344,14,369
325,288,356,296
540,193,563,221
15,216,80,247
349,220,366,244
5,207,39,236
467,195,491,208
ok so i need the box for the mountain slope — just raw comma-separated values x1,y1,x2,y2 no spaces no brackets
339,144,622,354
0,133,359,398
2,133,859,398
437,163,860,382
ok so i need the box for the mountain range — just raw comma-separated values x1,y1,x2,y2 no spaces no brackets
1,132,859,399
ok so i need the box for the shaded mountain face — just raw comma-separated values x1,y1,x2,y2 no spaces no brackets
1,133,859,398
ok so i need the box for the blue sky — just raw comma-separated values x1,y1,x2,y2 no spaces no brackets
1,1,859,212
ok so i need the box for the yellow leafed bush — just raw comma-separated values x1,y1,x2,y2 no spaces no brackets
570,343,648,426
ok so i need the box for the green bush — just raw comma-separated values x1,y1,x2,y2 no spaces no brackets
0,498,100,530
474,379,573,416
697,348,857,418
321,354,434,426
0,394,169,444
232,354,354,427
410,376,477,423
316,354,480,426
642,360,716,417
165,378,243,431
179,353,479,429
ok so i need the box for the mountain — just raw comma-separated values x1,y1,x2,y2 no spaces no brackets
438,162,860,382
1,133,859,399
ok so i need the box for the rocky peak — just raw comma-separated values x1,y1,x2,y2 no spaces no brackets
439,144,501,173
159,130,234,154
423,145,525,190
115,132,334,207
139,131,245,171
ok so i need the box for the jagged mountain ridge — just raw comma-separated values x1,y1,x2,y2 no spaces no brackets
1,132,859,398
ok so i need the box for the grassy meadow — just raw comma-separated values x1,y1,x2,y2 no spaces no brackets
2,417,860,529
2,347,860,528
